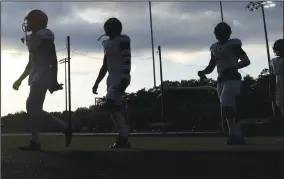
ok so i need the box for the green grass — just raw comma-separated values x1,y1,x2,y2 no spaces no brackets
2,136,283,179
1,135,282,151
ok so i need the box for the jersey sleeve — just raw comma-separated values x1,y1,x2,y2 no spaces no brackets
230,38,246,57
119,35,131,74
36,29,57,63
270,58,275,74
36,29,55,40
102,40,109,51
209,43,216,56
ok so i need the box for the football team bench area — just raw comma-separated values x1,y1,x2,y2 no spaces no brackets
1,135,283,179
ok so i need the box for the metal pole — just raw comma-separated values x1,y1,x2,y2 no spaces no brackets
149,1,157,88
220,1,224,22
283,1,284,39
67,36,72,129
158,46,164,122
64,58,68,113
261,5,271,72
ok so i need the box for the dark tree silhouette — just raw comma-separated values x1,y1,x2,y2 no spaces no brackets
1,68,282,134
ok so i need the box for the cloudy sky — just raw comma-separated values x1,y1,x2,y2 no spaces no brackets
1,1,283,116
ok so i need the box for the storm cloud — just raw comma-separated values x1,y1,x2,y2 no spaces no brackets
2,1,283,54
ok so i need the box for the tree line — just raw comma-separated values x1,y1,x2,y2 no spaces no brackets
1,68,281,134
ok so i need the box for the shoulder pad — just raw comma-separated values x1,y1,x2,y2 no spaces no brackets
36,29,54,40
270,58,277,69
229,38,242,46
271,57,280,63
102,39,110,49
210,42,218,53
120,34,131,42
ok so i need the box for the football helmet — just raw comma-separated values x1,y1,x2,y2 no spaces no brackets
21,9,48,45
22,9,48,33
214,22,232,43
98,17,122,41
273,39,284,57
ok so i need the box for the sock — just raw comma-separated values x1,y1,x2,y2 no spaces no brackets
29,113,40,143
226,118,243,137
31,131,39,143
111,111,128,137
233,120,243,137
226,118,236,136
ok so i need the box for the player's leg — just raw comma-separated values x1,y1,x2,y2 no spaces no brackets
19,82,47,150
106,85,130,148
217,82,228,132
41,110,72,147
19,82,71,151
220,80,245,145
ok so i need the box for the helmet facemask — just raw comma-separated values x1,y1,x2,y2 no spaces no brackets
21,17,30,45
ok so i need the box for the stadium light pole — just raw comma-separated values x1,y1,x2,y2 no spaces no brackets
246,1,276,72
67,36,72,129
157,46,164,122
220,1,224,22
149,1,157,88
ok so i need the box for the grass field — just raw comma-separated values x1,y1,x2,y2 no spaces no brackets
1,135,284,179
1,135,283,151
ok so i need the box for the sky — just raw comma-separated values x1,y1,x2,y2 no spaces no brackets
1,1,283,116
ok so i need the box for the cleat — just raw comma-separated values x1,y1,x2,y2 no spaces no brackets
225,136,246,145
64,127,73,147
18,140,42,151
110,141,131,149
110,136,131,149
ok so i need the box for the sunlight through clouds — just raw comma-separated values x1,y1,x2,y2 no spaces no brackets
165,50,210,64
74,7,115,24
1,1,282,115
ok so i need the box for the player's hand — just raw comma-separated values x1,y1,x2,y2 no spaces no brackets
92,83,98,94
197,70,204,77
49,82,63,94
197,71,207,79
12,79,22,91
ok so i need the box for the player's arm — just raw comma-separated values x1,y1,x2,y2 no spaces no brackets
269,64,276,101
120,37,131,75
200,52,216,75
94,55,107,87
117,37,131,92
17,53,32,82
233,43,251,69
13,54,31,90
269,63,277,116
41,39,58,83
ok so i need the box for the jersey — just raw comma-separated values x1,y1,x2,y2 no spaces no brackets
210,38,242,83
26,29,54,87
102,35,131,86
270,57,284,108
